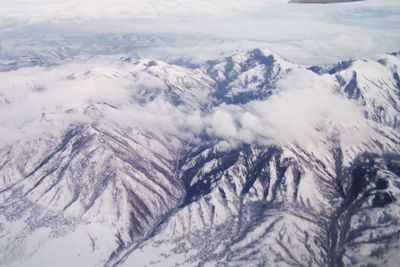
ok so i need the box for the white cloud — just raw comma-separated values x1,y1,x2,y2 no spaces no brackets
203,69,370,148
0,0,276,28
0,57,372,150
0,0,399,65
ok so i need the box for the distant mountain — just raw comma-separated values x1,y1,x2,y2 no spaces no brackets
0,49,399,267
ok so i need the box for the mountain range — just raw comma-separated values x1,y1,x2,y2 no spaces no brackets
0,48,399,267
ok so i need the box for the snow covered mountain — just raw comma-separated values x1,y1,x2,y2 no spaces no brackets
0,49,399,267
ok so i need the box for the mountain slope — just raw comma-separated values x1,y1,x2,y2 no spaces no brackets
0,49,399,267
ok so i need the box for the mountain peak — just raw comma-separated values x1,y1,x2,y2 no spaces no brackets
204,48,297,105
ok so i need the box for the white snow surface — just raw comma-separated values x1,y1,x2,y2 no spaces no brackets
0,49,399,266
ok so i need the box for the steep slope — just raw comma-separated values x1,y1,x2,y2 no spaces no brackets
0,122,183,266
310,55,400,129
205,48,297,104
119,52,400,267
0,50,399,267
0,58,213,266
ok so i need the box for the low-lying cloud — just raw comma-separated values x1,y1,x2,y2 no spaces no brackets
0,57,372,151
205,69,370,148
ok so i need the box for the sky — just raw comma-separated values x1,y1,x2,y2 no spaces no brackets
0,0,397,27
0,0,399,64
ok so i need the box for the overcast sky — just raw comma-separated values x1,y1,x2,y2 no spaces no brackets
0,0,398,29
0,0,399,64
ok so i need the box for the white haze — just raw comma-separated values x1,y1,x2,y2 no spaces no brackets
0,59,371,150
0,0,399,64
205,69,370,148
0,0,398,28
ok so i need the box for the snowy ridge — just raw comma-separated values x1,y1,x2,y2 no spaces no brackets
205,48,297,104
0,49,399,267
0,122,185,266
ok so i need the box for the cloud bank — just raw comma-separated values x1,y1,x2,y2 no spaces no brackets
205,69,370,148
1,0,399,66
0,0,275,28
0,57,371,151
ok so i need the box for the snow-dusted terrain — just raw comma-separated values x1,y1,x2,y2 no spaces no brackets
0,48,399,267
